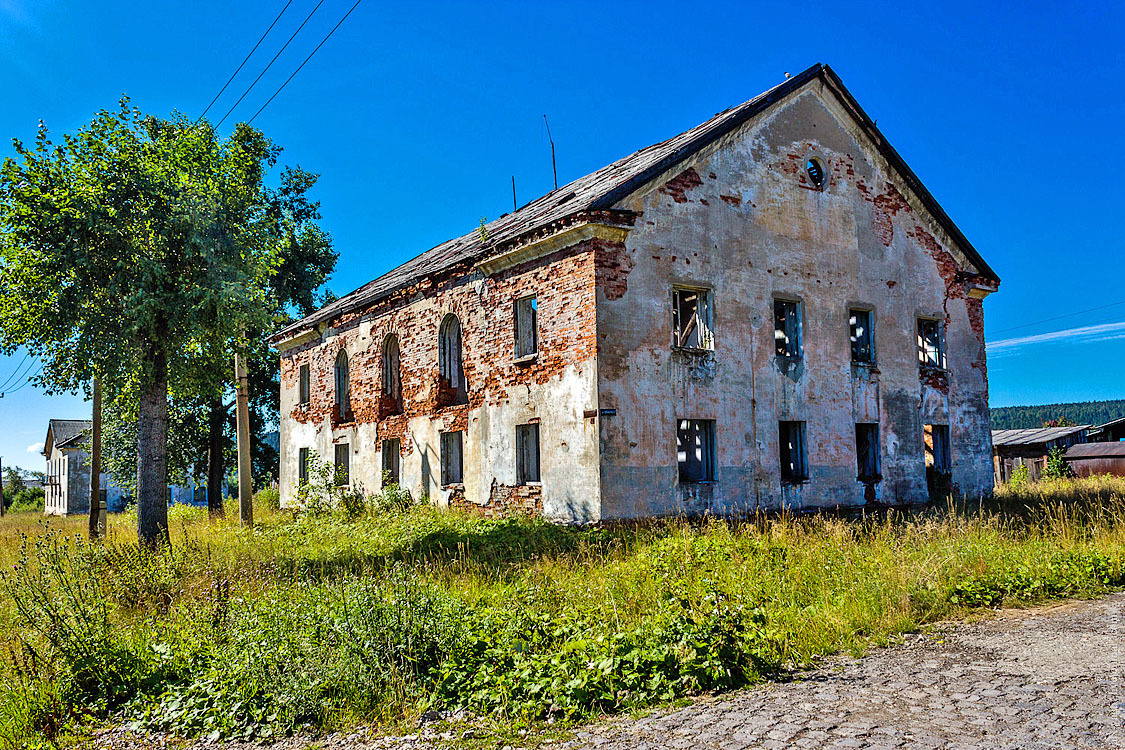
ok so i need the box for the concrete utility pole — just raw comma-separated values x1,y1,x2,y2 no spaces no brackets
88,377,104,539
234,353,253,527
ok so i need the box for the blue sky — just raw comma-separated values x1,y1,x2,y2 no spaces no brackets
1,0,1122,469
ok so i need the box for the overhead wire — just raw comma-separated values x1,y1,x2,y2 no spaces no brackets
247,0,365,125
215,0,326,128
987,299,1125,337
0,362,43,397
0,351,31,391
198,0,296,122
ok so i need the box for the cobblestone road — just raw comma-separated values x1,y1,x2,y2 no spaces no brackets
93,593,1125,750
558,592,1125,750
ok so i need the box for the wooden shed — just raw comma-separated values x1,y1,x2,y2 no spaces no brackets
1063,442,1125,478
992,425,1090,485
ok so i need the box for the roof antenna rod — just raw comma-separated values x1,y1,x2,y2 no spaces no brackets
512,175,517,211
543,114,557,190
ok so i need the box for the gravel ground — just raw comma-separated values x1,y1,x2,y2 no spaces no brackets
91,592,1125,750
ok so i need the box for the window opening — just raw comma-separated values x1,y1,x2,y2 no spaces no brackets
850,308,874,364
382,438,401,486
779,421,809,483
515,296,538,358
298,447,309,486
516,423,541,484
917,319,946,369
924,424,952,500
298,364,310,405
335,349,351,418
440,430,464,485
672,287,714,350
855,423,881,481
334,443,350,486
806,158,826,188
439,314,467,404
774,299,802,358
382,334,401,411
677,419,716,483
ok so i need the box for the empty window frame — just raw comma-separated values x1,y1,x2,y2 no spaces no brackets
515,295,538,359
334,349,351,418
516,423,541,484
439,314,467,403
298,363,310,405
850,308,874,364
774,299,802,358
440,430,464,486
382,334,401,409
917,318,946,369
676,419,716,483
381,438,401,486
334,443,350,486
924,424,952,474
779,421,809,483
855,423,881,481
298,447,309,486
671,287,714,350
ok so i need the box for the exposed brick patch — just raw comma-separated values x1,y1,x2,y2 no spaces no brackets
719,194,742,206
886,280,897,288
919,367,951,393
966,296,989,390
856,180,912,247
449,482,543,518
594,239,634,301
660,168,703,203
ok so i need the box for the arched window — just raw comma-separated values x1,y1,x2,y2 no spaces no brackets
335,349,351,418
382,333,401,410
438,313,467,404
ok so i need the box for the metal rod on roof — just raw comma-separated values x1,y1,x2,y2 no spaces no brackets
543,115,557,190
512,175,517,211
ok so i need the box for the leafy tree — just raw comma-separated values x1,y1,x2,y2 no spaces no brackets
1042,416,1076,428
0,100,330,545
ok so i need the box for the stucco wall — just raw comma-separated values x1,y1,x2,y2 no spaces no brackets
595,86,993,519
278,241,602,521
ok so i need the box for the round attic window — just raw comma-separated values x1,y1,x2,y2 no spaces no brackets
805,157,826,189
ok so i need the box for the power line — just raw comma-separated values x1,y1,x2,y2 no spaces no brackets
0,356,37,393
0,362,42,398
198,0,296,122
0,351,31,391
215,0,326,128
987,299,1125,337
247,0,365,124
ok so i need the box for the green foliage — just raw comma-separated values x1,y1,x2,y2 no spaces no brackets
255,487,281,511
1043,447,1072,480
6,487,44,513
990,399,1125,430
1008,464,1030,490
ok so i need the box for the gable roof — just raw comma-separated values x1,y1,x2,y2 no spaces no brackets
272,63,998,344
991,426,1090,447
44,419,92,455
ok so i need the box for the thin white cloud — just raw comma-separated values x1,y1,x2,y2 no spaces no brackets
988,320,1125,354
26,442,43,453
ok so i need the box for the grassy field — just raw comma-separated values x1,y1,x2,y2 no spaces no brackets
2,477,1124,748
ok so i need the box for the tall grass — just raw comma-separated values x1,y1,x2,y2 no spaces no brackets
1,477,1124,747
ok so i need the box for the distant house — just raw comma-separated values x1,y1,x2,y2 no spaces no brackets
1087,417,1125,444
1063,442,1125,478
991,425,1089,485
41,419,205,516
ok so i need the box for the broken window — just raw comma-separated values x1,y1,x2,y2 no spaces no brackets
677,419,716,483
779,421,809,483
924,424,952,499
774,299,802,358
298,363,310,405
439,314,467,403
382,334,401,410
334,442,350,486
440,430,464,486
515,295,538,359
917,318,946,369
855,423,881,481
381,438,401,486
516,423,541,484
806,157,826,188
298,447,309,486
334,349,351,418
671,287,714,350
850,308,874,364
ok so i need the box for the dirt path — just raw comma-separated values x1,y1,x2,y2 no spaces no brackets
93,592,1125,750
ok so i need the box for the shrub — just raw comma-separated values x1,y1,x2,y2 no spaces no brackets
1043,447,1072,481
255,487,281,511
1008,464,1030,490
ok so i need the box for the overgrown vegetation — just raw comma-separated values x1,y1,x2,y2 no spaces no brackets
2,477,1124,747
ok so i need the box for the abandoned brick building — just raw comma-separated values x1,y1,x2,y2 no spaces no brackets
270,63,999,521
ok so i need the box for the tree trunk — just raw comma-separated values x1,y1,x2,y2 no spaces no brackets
136,348,169,548
207,397,225,519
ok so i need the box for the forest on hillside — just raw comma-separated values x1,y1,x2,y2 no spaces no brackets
990,399,1125,430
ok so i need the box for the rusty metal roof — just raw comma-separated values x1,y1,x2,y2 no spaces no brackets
1064,442,1125,459
991,426,1091,447
271,63,999,343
